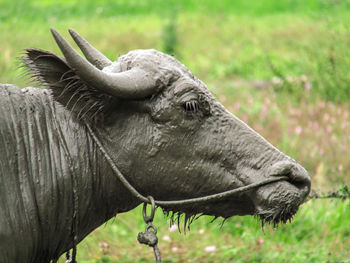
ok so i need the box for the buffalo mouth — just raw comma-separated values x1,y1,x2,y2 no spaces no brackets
252,181,309,227
253,160,311,227
160,160,310,230
255,199,302,227
161,180,308,230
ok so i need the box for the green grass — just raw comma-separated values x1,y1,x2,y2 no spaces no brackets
3,1,350,101
1,0,350,22
64,200,350,263
1,0,350,262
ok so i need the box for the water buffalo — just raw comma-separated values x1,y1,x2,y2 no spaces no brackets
0,28,310,262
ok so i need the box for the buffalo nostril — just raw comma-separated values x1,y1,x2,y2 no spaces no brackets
269,160,311,192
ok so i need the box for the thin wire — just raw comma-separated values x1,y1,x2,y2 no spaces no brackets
85,122,288,207
85,122,149,203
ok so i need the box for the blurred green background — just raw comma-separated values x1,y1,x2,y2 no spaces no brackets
1,0,350,262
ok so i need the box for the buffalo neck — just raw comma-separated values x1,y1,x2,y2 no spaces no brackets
48,91,141,257
0,85,139,261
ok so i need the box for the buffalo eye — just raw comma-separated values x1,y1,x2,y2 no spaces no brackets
183,100,200,113
182,100,199,113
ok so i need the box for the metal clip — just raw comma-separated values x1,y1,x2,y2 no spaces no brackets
137,222,158,247
137,196,162,263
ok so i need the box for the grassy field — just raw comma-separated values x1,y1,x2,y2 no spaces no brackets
73,199,350,263
1,0,350,262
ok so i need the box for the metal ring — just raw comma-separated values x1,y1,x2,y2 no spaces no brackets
146,223,157,234
142,196,156,223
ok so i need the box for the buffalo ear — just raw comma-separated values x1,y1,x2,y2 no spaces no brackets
22,48,115,120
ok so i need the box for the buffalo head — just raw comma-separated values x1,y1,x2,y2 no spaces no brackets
25,28,310,228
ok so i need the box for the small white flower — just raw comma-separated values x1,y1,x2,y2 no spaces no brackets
205,245,216,252
300,75,308,82
286,76,295,83
172,247,178,252
294,126,302,135
199,229,205,234
169,225,177,232
272,77,282,85
162,235,170,241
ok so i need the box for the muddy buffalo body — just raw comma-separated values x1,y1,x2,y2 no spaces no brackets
0,29,310,262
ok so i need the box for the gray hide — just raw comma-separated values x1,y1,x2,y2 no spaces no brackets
0,29,311,262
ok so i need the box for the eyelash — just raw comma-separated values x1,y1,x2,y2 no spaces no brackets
183,100,200,113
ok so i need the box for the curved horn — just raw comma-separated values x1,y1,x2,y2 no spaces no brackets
50,28,158,99
68,28,112,70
